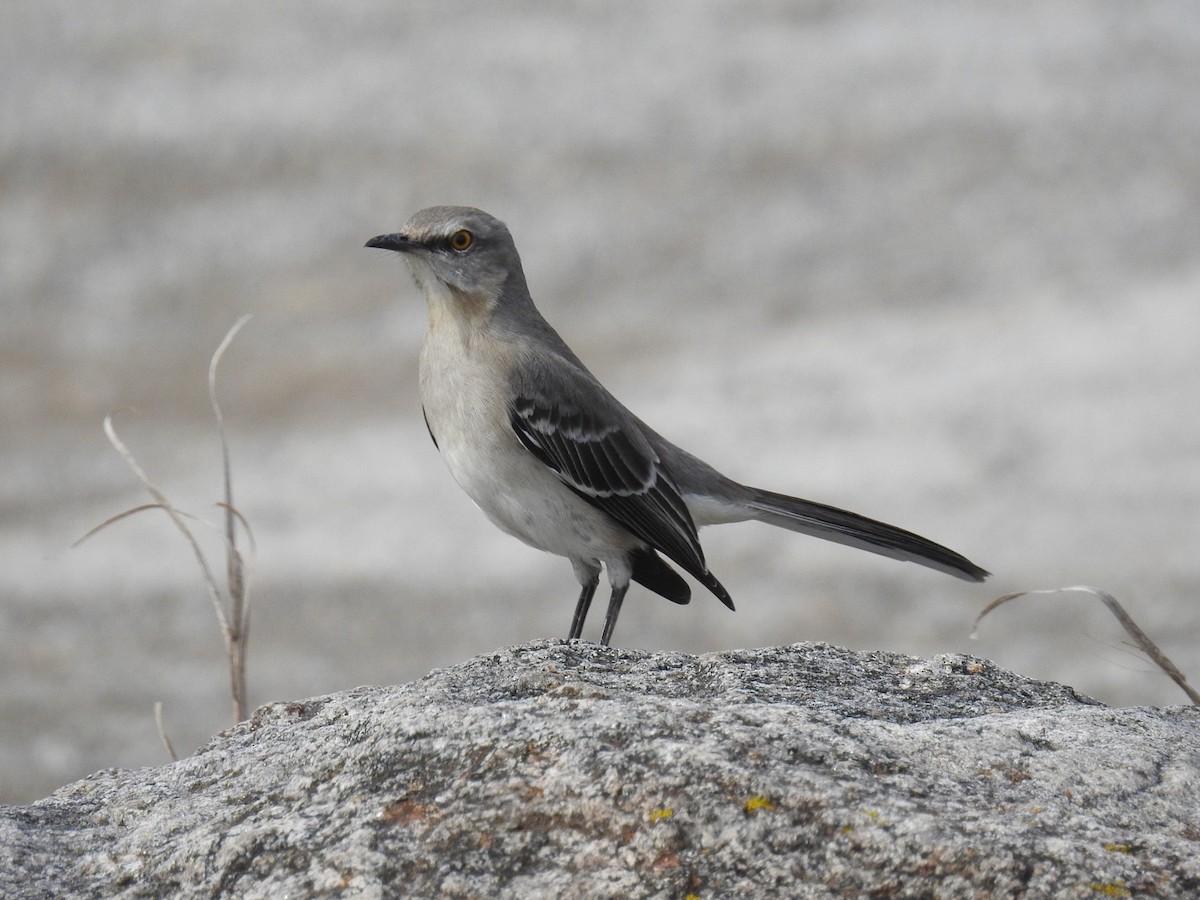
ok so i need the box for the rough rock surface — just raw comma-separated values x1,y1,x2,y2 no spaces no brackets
2,642,1197,898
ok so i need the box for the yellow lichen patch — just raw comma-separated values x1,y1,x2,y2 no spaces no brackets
647,806,674,823
744,795,776,814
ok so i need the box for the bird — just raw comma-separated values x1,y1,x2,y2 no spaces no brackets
366,206,987,646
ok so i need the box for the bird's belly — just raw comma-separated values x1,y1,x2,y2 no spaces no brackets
440,432,636,561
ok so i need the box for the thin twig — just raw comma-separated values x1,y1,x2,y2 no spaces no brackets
78,503,251,556
210,315,252,720
102,413,232,639
78,440,257,719
72,504,172,547
217,500,255,711
154,701,178,761
84,317,256,731
210,315,251,605
973,585,1199,706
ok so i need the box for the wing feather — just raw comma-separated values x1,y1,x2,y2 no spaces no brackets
509,389,708,580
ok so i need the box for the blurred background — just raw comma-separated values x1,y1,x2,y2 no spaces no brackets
3,1,1198,804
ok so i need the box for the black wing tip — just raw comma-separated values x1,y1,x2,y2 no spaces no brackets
702,571,735,611
630,548,691,605
629,548,738,613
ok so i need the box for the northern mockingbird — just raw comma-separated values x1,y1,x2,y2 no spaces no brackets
367,206,987,646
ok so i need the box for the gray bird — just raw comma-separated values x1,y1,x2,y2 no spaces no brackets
367,206,987,646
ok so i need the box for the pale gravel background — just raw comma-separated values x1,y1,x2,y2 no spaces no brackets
2,1,1199,803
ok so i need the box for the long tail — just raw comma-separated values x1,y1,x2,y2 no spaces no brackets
743,486,988,582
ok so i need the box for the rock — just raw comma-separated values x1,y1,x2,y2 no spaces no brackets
2,642,1197,897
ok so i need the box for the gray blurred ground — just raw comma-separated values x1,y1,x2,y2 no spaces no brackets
2,1,1198,804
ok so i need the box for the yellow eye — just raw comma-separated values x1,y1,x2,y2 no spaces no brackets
449,229,473,252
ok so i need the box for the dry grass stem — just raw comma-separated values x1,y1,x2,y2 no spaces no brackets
209,314,253,719
973,585,1199,706
98,412,235,644
154,701,178,762
79,317,256,727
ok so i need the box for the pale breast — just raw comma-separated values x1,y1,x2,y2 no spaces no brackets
418,310,638,562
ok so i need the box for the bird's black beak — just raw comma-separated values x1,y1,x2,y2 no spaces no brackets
365,233,415,253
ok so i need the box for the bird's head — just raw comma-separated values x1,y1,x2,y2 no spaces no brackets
366,206,522,306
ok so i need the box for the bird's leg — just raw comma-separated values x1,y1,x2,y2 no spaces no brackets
568,564,600,641
599,583,629,647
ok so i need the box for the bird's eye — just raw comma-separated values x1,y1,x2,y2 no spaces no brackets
449,229,474,252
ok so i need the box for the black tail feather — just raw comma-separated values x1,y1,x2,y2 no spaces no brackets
745,487,988,582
